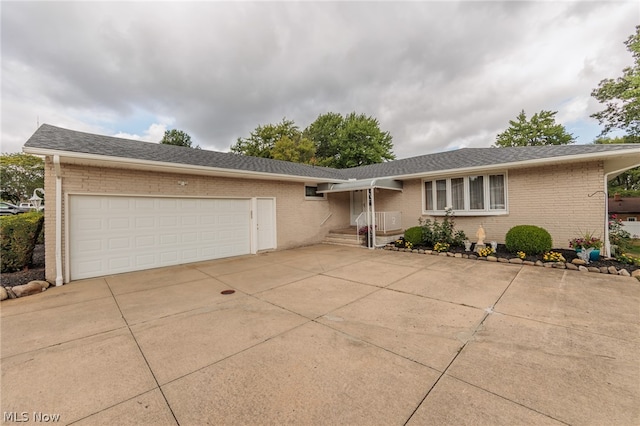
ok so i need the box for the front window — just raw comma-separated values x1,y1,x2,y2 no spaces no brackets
436,180,447,210
469,176,484,210
451,178,464,210
423,173,507,215
489,174,505,209
425,181,433,210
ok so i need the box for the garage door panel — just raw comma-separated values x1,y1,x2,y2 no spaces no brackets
108,198,131,209
109,237,131,249
135,235,156,248
108,217,130,230
158,216,175,227
160,234,179,245
109,257,131,270
70,196,253,280
134,198,156,210
136,254,156,267
135,217,156,228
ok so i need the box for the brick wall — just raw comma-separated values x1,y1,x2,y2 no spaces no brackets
389,160,606,248
43,161,349,282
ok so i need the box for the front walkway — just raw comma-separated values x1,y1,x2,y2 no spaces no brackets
1,245,638,425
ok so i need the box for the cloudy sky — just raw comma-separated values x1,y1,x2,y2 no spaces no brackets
1,1,638,159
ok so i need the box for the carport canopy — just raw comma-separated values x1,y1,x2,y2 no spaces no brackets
316,178,403,194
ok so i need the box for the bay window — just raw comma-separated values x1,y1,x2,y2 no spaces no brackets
423,173,507,215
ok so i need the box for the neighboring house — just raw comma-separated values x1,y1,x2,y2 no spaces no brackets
608,195,640,221
23,124,640,285
608,195,640,237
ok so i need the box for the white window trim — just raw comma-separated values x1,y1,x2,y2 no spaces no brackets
304,184,326,200
422,172,509,216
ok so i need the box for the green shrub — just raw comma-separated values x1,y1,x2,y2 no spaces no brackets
505,225,552,255
1,211,44,273
419,208,467,248
404,226,423,246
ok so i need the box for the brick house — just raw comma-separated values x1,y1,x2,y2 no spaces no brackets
23,124,640,285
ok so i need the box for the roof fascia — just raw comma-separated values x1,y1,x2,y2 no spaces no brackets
22,147,349,184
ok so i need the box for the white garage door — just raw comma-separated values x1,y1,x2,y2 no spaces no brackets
69,195,251,280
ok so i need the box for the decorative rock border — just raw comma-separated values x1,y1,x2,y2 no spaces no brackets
383,245,639,280
1,280,50,301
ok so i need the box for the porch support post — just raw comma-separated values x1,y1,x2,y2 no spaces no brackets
370,188,376,250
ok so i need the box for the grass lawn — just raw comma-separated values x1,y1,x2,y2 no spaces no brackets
624,239,640,258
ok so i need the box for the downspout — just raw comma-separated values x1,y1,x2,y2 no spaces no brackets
54,155,63,286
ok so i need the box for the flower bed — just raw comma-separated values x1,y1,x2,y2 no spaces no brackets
384,243,639,279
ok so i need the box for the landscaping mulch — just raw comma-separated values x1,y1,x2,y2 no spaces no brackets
1,244,46,288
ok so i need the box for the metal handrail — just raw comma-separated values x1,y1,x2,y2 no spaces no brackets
320,213,333,226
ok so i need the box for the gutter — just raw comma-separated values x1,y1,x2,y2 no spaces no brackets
54,155,63,286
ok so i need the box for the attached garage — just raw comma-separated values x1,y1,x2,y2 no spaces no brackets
69,195,252,280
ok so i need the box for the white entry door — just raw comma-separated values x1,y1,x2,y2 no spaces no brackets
69,195,252,280
256,198,276,251
350,191,367,226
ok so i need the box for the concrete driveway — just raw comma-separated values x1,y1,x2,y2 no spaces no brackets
2,245,638,425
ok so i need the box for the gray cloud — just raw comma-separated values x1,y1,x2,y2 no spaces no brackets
2,1,638,158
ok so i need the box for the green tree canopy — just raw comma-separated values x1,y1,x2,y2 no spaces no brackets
232,113,395,168
303,112,343,160
305,112,395,168
230,118,300,159
494,110,575,147
0,153,44,204
272,135,316,164
591,25,640,138
595,136,640,196
160,129,199,148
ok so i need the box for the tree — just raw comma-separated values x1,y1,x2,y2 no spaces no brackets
0,153,44,204
160,129,199,148
230,118,299,159
272,135,316,164
494,110,575,147
233,113,395,168
591,26,640,138
303,112,343,160
595,136,640,196
303,112,395,168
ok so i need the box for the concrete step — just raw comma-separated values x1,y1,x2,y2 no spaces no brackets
323,233,364,247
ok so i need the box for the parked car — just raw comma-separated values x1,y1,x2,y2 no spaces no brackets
0,202,30,215
18,202,44,211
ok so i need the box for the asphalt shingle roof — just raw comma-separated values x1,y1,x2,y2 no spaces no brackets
341,144,640,179
24,124,640,182
24,124,346,180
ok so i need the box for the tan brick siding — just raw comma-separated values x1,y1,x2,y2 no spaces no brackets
43,161,349,283
392,161,606,248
